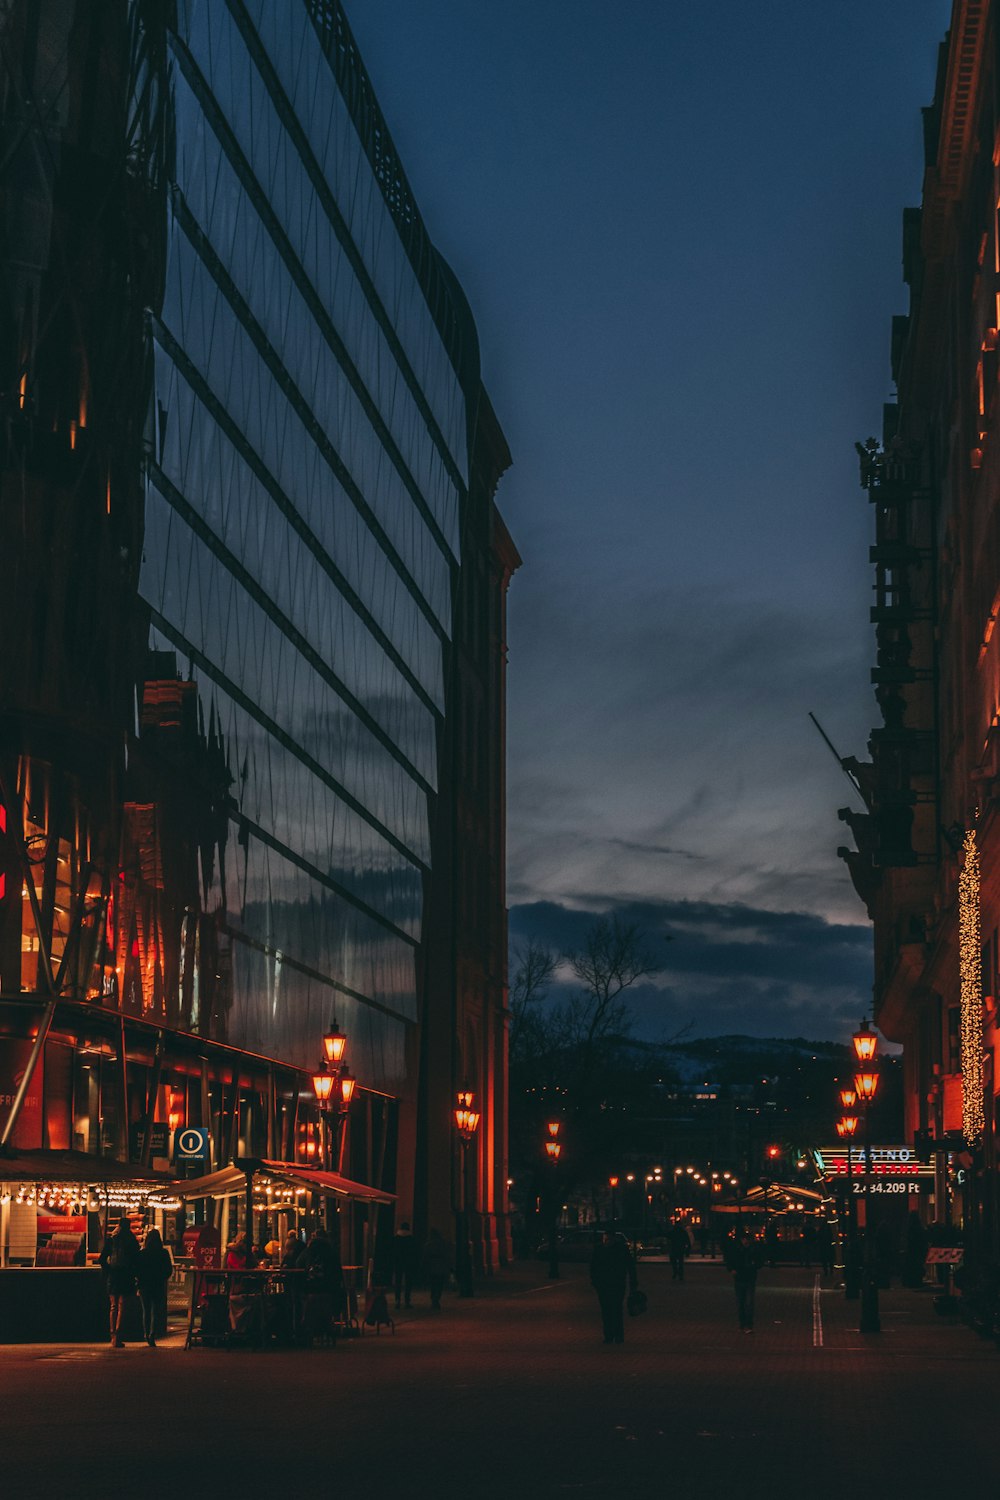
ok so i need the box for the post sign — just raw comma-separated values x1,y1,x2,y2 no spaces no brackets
175,1126,210,1165
182,1224,221,1268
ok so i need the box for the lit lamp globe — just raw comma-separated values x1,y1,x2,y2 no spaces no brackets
454,1091,480,1142
839,1087,858,1110
323,1021,347,1067
852,1019,878,1063
545,1140,562,1161
311,1068,336,1107
339,1067,356,1108
853,1071,879,1104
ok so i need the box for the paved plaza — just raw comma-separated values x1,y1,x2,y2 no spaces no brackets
2,1259,995,1498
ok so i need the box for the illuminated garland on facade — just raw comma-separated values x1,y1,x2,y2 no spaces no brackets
959,827,985,1145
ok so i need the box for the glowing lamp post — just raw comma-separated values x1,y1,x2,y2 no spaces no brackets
454,1089,480,1298
852,1019,881,1333
835,1092,862,1299
543,1120,563,1278
609,1175,620,1223
311,1022,354,1183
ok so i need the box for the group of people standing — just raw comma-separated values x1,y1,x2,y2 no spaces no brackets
98,1219,174,1347
98,1215,461,1348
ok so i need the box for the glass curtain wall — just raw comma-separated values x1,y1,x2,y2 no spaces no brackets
135,0,472,1091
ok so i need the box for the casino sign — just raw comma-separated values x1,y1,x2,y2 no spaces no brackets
812,1145,936,1194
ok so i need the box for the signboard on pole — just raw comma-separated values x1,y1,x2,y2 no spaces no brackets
812,1145,935,1193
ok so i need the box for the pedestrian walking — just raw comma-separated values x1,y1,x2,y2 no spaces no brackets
724,1223,763,1332
667,1220,691,1281
589,1230,638,1345
99,1217,141,1347
391,1220,418,1308
136,1227,174,1346
422,1227,452,1310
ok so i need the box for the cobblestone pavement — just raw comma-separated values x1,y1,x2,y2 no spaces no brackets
2,1260,996,1498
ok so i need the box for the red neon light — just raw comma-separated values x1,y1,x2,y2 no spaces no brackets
828,1159,922,1176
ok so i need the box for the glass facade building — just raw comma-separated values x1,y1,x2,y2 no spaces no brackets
0,0,516,1277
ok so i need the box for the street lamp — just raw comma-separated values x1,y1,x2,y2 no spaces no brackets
543,1120,563,1278
454,1089,480,1298
609,1175,619,1223
322,1020,347,1067
852,1017,878,1063
311,1036,354,1167
852,1019,881,1333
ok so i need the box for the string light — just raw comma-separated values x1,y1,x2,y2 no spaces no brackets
959,827,985,1145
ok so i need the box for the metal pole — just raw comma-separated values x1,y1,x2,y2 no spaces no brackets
0,998,57,1148
860,1105,880,1332
547,1161,560,1280
455,1138,474,1296
0,766,61,1149
138,1029,165,1168
844,1140,860,1299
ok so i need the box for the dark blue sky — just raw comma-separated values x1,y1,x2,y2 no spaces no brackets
348,1,950,1040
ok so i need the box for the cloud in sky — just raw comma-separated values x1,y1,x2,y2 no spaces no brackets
506,583,874,927
509,897,873,1046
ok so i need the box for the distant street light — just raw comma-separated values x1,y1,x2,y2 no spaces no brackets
543,1121,563,1278
454,1089,481,1298
852,1020,881,1333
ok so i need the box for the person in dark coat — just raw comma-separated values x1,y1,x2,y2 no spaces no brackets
302,1228,343,1294
724,1223,763,1332
99,1218,141,1347
589,1231,638,1344
667,1221,691,1281
302,1228,344,1344
280,1231,305,1269
391,1220,418,1309
136,1227,174,1346
421,1228,452,1310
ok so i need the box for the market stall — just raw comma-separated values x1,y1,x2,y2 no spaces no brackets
173,1159,395,1348
0,1149,176,1341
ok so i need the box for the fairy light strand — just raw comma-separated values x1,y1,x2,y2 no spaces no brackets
959,827,985,1145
